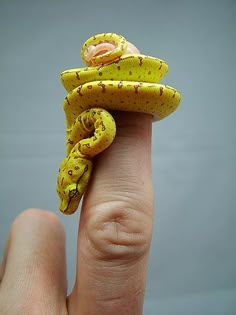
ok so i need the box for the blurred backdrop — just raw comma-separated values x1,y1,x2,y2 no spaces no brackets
0,0,235,314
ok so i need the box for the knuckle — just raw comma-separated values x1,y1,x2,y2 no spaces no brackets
86,202,153,262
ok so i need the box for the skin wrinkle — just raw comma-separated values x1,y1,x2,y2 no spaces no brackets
81,204,152,263
95,282,145,307
96,203,152,237
90,172,151,197
84,188,153,216
102,227,151,246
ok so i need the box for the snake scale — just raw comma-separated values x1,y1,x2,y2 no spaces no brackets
56,33,181,215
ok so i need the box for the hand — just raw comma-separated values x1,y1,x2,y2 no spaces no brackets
0,112,154,315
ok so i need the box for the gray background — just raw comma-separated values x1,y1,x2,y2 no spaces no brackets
0,0,235,314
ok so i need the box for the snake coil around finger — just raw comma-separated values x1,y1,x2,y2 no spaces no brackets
56,32,181,215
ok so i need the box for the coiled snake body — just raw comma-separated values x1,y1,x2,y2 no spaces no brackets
57,33,181,215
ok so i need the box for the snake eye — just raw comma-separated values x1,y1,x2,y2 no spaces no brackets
69,189,79,198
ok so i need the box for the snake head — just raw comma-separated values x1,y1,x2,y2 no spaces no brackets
58,184,81,215
57,157,93,215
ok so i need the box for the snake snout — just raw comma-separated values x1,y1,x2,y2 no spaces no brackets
59,186,82,214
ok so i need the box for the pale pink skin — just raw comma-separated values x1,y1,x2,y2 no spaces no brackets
84,41,140,63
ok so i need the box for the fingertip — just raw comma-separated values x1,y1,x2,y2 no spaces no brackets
11,208,65,240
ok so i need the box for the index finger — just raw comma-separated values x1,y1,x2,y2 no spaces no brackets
67,112,153,314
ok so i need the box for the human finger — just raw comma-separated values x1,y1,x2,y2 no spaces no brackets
0,209,67,315
68,112,153,315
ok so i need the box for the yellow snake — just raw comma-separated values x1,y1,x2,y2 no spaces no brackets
56,33,181,215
